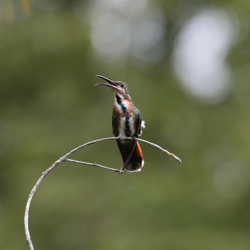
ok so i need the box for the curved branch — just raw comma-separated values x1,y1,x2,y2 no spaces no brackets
137,138,182,163
24,136,181,250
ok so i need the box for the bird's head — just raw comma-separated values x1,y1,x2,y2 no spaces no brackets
95,75,130,99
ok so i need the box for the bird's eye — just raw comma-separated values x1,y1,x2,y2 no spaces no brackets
121,83,124,88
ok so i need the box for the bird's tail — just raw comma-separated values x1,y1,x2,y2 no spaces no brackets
117,140,144,172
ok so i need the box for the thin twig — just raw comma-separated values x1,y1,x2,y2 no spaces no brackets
137,138,182,163
24,159,64,250
24,136,181,250
66,158,123,173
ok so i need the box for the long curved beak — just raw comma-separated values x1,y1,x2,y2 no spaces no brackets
95,75,119,90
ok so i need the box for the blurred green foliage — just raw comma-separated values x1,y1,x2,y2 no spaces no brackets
1,1,250,250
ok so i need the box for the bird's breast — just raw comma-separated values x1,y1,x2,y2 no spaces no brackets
118,115,136,137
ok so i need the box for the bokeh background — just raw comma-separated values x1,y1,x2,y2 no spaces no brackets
1,0,250,249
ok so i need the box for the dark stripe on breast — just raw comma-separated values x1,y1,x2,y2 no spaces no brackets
116,94,127,114
115,93,133,136
125,115,131,136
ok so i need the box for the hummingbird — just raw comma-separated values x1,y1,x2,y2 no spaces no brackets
96,75,145,173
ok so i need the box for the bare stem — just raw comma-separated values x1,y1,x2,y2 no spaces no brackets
24,136,181,250
66,158,123,173
137,138,182,163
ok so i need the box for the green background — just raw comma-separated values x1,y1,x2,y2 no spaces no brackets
1,1,250,249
